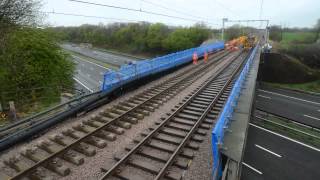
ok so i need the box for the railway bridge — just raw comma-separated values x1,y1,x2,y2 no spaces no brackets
0,40,319,180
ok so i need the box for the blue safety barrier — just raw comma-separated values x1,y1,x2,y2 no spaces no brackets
101,41,225,92
211,45,258,179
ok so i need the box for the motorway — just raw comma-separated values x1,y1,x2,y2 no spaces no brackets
256,84,320,128
61,43,143,93
72,55,109,93
62,43,137,66
241,123,320,180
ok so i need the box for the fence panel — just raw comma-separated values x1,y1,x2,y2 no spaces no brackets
101,41,225,92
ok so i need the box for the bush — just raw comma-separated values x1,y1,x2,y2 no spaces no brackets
280,43,320,69
0,28,74,111
259,53,319,83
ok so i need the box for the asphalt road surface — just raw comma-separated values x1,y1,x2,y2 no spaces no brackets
72,55,109,93
256,85,320,128
241,123,320,180
62,44,136,66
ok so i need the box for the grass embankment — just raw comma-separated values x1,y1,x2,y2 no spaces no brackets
92,47,149,60
266,80,320,93
255,113,320,148
264,31,320,93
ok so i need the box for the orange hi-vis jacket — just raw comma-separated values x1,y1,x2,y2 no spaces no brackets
193,52,198,65
204,52,208,63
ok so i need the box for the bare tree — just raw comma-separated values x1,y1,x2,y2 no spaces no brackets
0,0,42,55
0,0,41,27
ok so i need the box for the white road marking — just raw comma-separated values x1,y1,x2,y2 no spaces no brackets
255,144,282,158
242,162,263,175
72,55,109,70
258,95,271,99
304,115,320,121
73,77,93,93
258,89,320,105
250,123,320,152
318,109,320,112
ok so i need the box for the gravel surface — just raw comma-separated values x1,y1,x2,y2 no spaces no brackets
183,130,214,180
0,51,235,179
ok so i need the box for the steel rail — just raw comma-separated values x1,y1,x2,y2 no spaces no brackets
100,50,248,179
8,50,231,180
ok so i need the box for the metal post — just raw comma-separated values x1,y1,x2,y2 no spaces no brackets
265,20,269,44
222,18,228,41
9,101,17,121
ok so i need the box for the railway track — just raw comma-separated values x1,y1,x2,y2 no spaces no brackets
0,50,239,179
99,51,249,180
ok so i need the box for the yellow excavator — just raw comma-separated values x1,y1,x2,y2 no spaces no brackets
226,35,256,51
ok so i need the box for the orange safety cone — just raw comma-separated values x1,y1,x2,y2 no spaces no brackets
193,52,198,65
204,51,208,63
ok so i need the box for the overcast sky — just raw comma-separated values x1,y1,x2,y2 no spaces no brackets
42,0,320,28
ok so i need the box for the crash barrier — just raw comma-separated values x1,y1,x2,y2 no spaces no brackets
211,45,258,179
102,41,225,91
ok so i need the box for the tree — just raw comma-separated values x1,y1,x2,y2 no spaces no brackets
146,23,169,51
0,28,74,111
0,0,41,34
269,25,283,42
162,28,195,52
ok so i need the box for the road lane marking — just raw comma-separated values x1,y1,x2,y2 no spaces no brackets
250,123,320,152
258,95,271,99
242,162,263,175
258,89,320,105
72,55,109,70
73,77,93,93
318,109,320,112
255,144,282,158
304,115,320,121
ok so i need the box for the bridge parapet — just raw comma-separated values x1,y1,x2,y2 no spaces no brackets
211,45,261,179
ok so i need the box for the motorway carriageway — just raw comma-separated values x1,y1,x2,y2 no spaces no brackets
62,43,136,66
241,123,320,180
255,85,320,128
72,54,109,93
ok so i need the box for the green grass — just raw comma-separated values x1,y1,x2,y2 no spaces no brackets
255,114,320,148
265,80,320,93
281,32,317,44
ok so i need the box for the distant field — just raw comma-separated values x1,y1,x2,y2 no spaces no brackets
281,32,317,44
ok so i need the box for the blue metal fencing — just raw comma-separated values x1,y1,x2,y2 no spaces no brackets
101,41,225,92
211,45,258,179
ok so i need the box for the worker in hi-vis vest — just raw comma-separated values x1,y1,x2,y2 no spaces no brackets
204,51,208,63
193,52,198,65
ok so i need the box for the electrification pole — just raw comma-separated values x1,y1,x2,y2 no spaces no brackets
221,18,228,41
